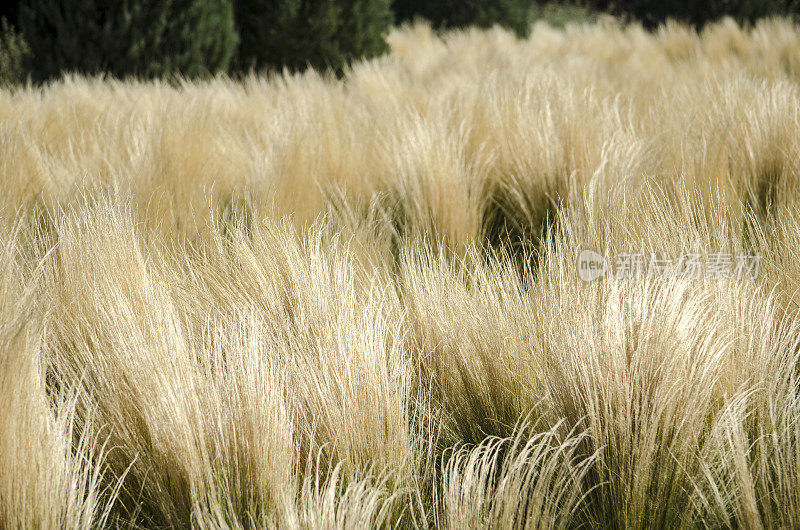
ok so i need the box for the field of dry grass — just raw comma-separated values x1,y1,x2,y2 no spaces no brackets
3,16,800,529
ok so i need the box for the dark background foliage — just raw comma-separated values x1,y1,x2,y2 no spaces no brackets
584,0,799,28
233,0,393,74
2,0,800,84
17,0,238,81
392,0,538,37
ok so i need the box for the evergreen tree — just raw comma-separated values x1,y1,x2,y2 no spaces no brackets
18,0,238,82
233,0,392,74
0,18,29,86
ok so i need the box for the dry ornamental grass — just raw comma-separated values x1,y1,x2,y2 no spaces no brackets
2,16,800,529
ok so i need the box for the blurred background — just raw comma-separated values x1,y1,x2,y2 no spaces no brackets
2,0,800,85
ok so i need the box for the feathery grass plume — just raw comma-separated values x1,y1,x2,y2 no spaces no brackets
37,197,422,526
691,306,800,528
399,243,541,448
0,222,121,529
528,194,800,527
438,420,597,530
756,198,800,319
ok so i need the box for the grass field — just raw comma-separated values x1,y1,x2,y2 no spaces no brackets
3,16,800,529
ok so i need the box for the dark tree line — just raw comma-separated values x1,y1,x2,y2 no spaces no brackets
2,0,799,83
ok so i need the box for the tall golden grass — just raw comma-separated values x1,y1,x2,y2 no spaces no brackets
3,15,800,528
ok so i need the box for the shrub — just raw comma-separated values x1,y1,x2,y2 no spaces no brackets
0,18,29,86
17,0,239,82
233,0,392,74
584,0,797,28
392,0,537,38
